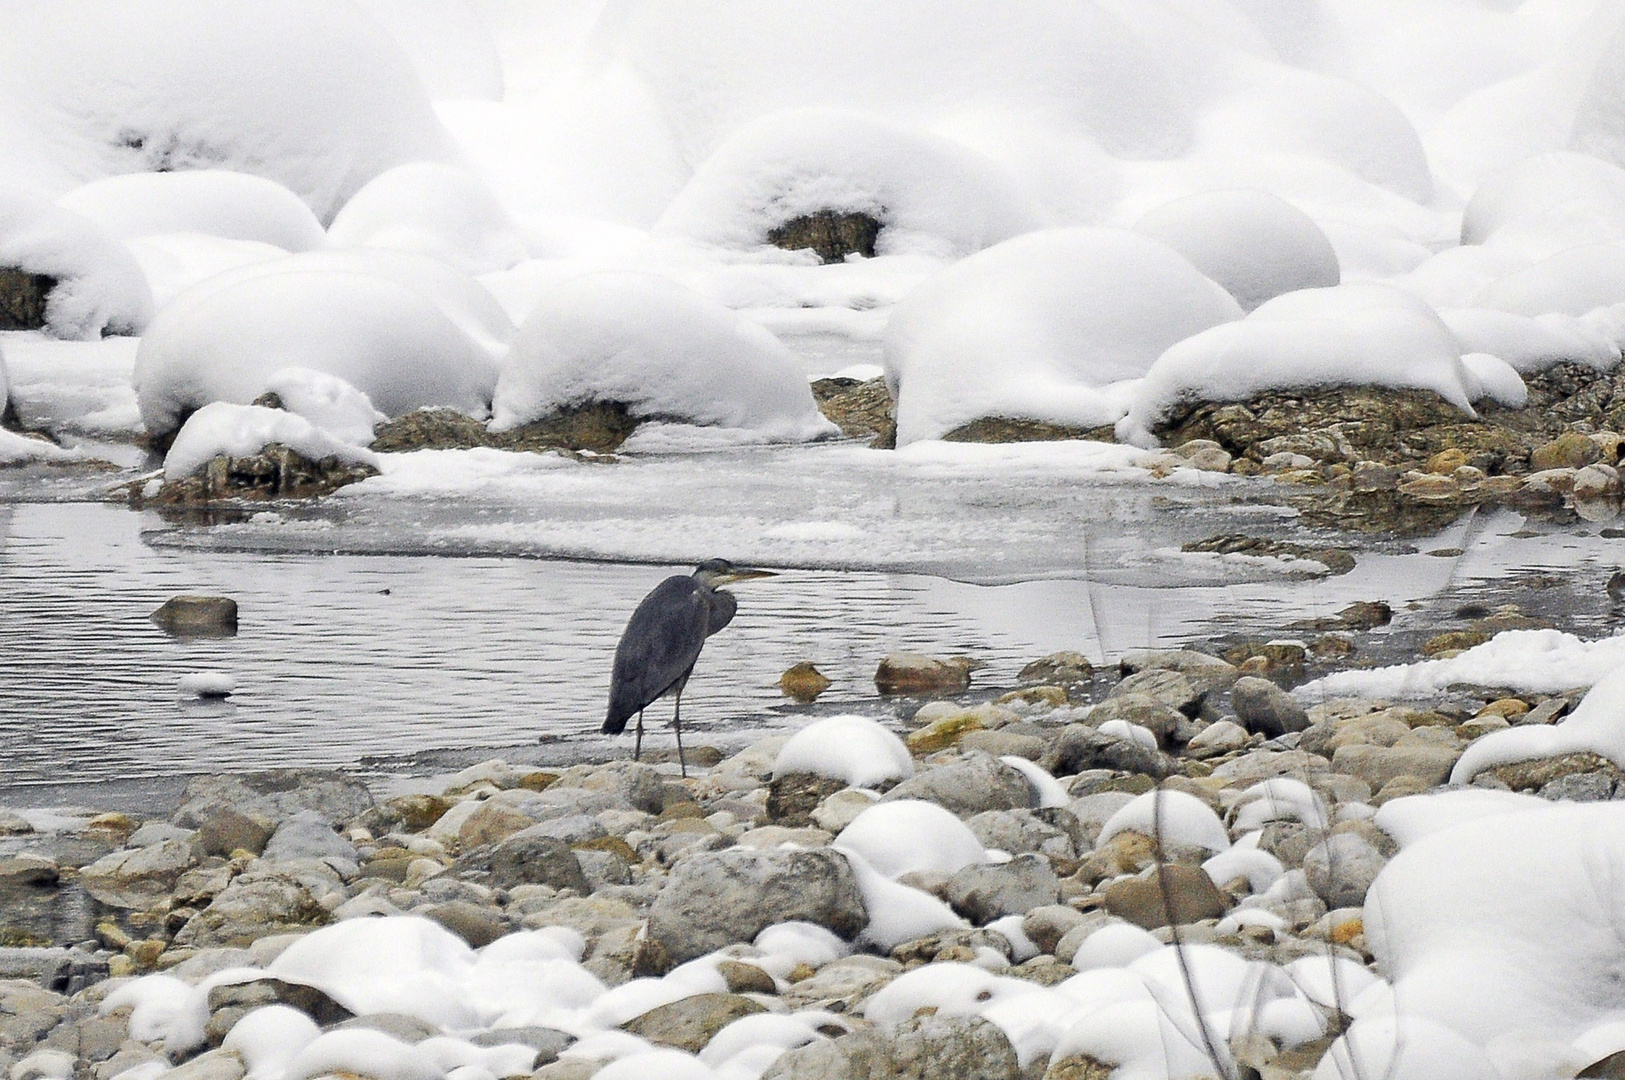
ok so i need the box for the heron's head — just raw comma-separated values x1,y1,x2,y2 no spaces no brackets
692,558,777,587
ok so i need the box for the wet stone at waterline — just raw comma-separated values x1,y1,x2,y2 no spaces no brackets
150,595,238,639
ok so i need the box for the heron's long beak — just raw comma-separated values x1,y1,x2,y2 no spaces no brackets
715,568,777,585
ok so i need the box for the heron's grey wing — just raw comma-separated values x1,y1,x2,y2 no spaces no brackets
704,587,738,636
605,576,710,733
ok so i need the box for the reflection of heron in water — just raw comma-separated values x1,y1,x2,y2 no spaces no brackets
603,559,776,776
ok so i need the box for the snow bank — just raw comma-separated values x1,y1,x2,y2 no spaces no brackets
489,272,834,440
1132,190,1339,312
770,716,912,787
1473,243,1625,318
328,163,529,275
163,403,379,480
884,227,1242,446
1451,667,1625,784
56,171,325,251
0,0,457,221
1461,152,1625,252
351,0,504,101
1119,283,1482,446
654,108,1036,259
1362,800,1625,1078
262,368,387,447
0,189,153,339
1439,307,1622,373
135,266,501,438
1302,629,1625,702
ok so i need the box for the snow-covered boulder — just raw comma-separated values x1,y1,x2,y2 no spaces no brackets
490,272,834,441
1132,190,1339,312
834,800,989,881
0,189,153,339
1118,283,1489,446
654,108,1036,259
1362,798,1625,1078
771,716,913,788
135,267,501,439
162,402,379,481
0,0,457,221
883,227,1243,445
56,171,326,251
328,162,528,274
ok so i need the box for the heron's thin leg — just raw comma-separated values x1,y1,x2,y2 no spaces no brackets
634,709,644,761
674,687,687,778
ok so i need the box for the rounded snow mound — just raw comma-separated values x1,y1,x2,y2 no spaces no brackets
490,272,835,441
1119,283,1484,446
328,162,529,275
1461,152,1625,251
1133,190,1339,312
135,267,502,439
56,170,326,252
0,0,456,221
1473,243,1625,318
884,227,1243,446
834,800,988,881
0,189,153,340
771,716,913,788
654,108,1037,259
1439,308,1622,374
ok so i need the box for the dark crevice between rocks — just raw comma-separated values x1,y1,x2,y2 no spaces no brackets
0,267,53,331
767,211,883,264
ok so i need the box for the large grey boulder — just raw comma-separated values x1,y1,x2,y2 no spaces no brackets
647,848,867,964
457,826,589,893
1231,677,1310,738
172,869,333,948
1042,725,1175,779
760,1014,1021,1080
173,771,374,829
262,811,358,864
944,854,1060,924
967,809,1078,861
880,753,1034,816
1303,832,1387,910
80,840,195,910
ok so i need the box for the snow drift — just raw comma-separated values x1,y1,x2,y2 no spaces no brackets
327,162,529,275
56,170,326,252
0,0,457,221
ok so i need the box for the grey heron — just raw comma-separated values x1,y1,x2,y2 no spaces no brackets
603,559,776,775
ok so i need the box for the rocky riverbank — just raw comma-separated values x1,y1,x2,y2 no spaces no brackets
0,630,1618,1080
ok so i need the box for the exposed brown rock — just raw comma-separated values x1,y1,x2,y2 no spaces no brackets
767,211,882,264
810,377,896,448
779,662,833,703
942,417,1115,444
151,445,378,504
370,402,637,455
0,268,53,331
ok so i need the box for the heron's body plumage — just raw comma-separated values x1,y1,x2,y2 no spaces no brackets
603,574,737,736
